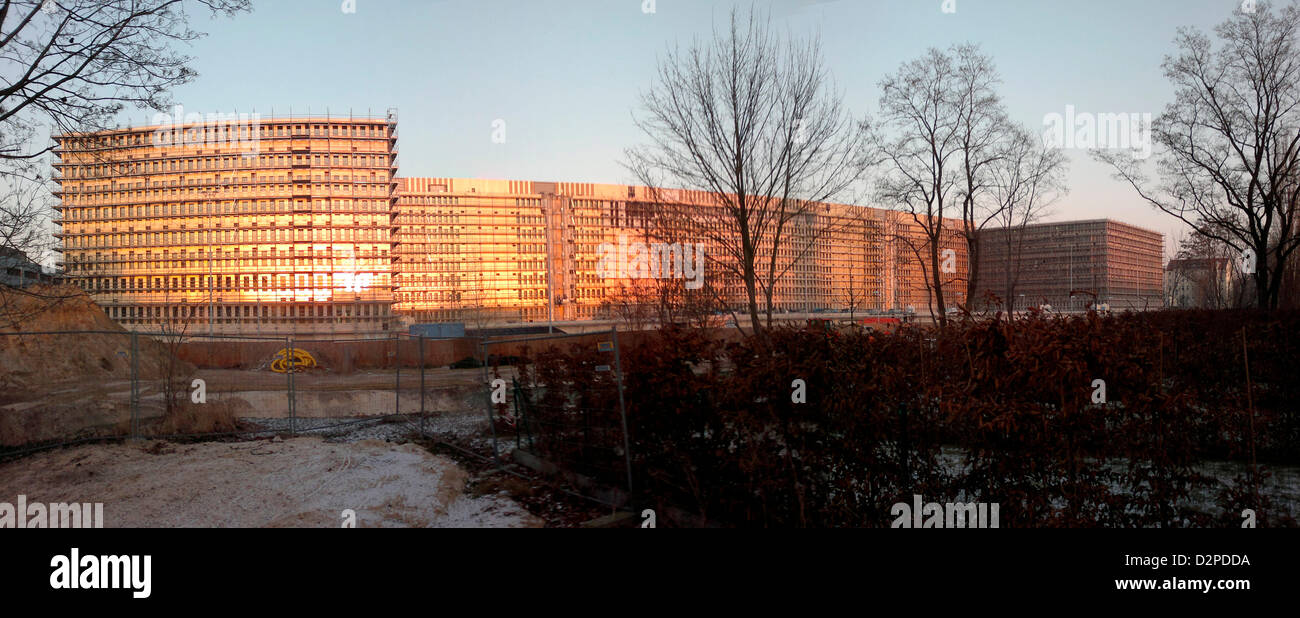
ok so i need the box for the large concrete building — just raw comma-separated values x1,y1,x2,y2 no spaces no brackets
53,114,399,336
974,219,1164,312
393,177,968,326
51,116,975,336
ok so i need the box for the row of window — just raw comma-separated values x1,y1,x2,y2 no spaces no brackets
64,227,389,247
82,272,391,293
60,182,392,204
60,153,392,178
69,248,387,264
62,199,389,220
62,122,390,151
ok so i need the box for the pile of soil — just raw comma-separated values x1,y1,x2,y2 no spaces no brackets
0,285,206,446
0,285,191,397
0,284,120,332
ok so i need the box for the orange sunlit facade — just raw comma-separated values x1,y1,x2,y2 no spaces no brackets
53,117,969,336
392,179,968,325
53,115,399,336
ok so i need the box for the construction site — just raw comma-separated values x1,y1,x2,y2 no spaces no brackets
0,284,628,528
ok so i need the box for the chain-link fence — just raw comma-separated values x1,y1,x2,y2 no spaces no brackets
481,329,634,508
0,329,491,462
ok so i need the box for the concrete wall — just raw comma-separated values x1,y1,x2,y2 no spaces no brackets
176,338,478,371
172,328,743,371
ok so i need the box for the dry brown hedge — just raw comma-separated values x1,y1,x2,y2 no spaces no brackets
513,310,1298,527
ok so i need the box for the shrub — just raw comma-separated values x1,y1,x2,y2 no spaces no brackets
512,311,1299,527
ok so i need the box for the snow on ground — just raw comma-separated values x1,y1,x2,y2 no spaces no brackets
936,446,1300,519
241,412,517,459
0,437,541,528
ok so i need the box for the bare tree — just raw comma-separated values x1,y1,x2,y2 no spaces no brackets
598,281,654,333
843,270,862,321
0,176,59,322
0,0,250,320
985,126,1067,313
1,0,251,163
459,296,494,334
625,7,867,337
949,44,1014,311
1095,1,1300,309
868,46,972,326
0,175,49,256
150,298,196,419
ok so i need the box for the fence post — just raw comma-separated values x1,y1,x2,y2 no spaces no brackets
512,378,533,451
612,326,634,502
513,384,521,451
1242,326,1260,512
394,334,401,417
419,335,426,438
286,336,296,437
130,332,140,441
481,338,501,469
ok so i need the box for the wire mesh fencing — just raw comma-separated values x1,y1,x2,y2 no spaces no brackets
482,329,634,507
0,329,493,462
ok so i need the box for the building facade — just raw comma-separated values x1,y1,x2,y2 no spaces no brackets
1165,257,1238,309
392,177,968,327
1,247,58,288
52,118,978,336
53,115,398,336
975,219,1164,312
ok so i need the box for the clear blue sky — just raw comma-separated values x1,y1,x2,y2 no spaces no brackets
133,0,1257,257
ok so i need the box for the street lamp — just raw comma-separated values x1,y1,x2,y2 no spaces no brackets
202,188,216,338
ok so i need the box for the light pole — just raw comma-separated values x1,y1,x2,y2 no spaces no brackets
544,203,554,334
205,188,216,338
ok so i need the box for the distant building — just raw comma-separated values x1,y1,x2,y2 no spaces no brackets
1,247,57,288
53,116,970,337
975,219,1164,312
1165,257,1237,309
392,177,968,326
52,115,399,337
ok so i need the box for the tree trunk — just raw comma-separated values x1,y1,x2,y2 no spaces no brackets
966,235,981,311
931,241,947,327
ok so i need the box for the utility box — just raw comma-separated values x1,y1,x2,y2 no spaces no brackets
409,323,466,339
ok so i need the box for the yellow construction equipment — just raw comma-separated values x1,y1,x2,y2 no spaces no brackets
269,347,317,373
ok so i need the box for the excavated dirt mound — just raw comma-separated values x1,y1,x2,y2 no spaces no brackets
0,285,190,392
0,284,119,331
0,285,201,445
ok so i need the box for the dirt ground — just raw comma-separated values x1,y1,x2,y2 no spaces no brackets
0,285,524,444
0,288,621,527
0,364,523,446
0,436,543,528
195,365,506,392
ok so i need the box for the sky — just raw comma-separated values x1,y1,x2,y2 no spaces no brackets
119,0,1263,258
